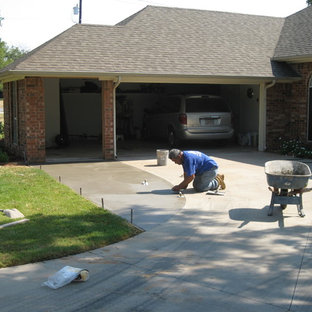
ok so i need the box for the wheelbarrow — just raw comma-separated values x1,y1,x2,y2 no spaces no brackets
265,160,312,217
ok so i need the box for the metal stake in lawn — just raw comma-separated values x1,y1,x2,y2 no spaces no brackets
130,208,133,224
101,198,104,209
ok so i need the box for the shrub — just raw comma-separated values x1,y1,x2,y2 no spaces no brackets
0,150,8,163
0,122,3,138
278,137,312,159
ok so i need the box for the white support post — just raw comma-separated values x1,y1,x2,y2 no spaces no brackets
258,82,266,152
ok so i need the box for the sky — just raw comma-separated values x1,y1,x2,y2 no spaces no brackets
0,0,309,51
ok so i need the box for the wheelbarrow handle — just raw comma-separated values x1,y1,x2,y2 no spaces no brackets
287,188,312,196
268,187,312,196
300,187,312,193
268,187,279,194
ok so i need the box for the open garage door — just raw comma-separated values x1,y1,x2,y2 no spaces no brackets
115,82,259,155
45,80,260,161
45,78,103,161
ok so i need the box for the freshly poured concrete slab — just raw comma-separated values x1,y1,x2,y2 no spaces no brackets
35,161,186,230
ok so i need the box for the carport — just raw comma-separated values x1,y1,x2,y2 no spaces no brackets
45,77,265,159
43,76,267,162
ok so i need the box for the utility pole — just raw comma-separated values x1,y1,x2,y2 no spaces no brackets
79,0,82,24
73,1,82,24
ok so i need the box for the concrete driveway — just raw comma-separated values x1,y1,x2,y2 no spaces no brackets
1,149,312,312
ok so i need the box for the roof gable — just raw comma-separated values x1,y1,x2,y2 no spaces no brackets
273,5,312,61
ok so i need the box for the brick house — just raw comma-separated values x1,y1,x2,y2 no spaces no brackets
0,5,311,163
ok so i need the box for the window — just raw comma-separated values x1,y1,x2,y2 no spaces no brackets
163,96,180,113
186,96,230,113
308,77,312,141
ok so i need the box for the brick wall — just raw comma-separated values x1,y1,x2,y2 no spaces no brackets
266,62,312,150
101,80,115,160
24,77,45,162
4,77,115,162
3,83,10,147
3,77,46,163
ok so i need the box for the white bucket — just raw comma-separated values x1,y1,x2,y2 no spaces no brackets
156,149,169,166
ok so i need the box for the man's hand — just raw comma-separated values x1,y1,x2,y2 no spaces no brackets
172,185,182,192
171,174,195,192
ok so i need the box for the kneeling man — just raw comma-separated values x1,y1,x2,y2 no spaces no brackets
169,149,225,192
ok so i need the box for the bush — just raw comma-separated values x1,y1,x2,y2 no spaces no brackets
0,122,3,138
278,137,312,159
0,150,8,163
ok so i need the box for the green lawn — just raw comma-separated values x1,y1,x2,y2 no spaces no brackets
0,166,142,268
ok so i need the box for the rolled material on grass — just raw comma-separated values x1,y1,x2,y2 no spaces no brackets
0,218,30,229
2,208,25,219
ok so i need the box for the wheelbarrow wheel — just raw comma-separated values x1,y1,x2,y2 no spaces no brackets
280,189,288,209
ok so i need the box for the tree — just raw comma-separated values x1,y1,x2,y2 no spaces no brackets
0,39,26,69
307,0,312,6
0,39,27,94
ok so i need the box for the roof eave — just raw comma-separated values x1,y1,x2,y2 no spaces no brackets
0,70,301,85
272,55,312,63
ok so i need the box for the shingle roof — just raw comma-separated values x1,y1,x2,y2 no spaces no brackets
273,6,312,61
0,6,301,80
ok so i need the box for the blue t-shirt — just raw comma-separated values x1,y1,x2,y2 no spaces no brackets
182,151,218,176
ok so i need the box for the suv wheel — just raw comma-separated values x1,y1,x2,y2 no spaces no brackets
168,130,178,147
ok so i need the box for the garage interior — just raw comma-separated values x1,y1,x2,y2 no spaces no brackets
45,78,259,161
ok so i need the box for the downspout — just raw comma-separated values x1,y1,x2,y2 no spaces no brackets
113,76,121,159
258,80,276,151
266,80,276,90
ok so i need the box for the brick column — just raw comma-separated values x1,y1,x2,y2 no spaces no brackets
3,78,45,163
101,81,115,160
23,77,46,163
3,83,10,147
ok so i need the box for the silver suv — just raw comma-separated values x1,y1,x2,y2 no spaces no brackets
145,94,234,146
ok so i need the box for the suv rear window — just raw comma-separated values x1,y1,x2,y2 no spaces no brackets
162,97,180,113
186,96,230,113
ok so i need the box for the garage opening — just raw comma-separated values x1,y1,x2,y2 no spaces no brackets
115,82,260,154
45,79,259,161
45,78,103,161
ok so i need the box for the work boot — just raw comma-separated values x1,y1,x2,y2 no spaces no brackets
216,174,226,190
